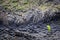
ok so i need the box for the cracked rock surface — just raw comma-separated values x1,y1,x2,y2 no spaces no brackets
0,8,60,40
0,0,60,40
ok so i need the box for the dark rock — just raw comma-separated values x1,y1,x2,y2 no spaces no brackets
0,1,60,40
5,8,60,25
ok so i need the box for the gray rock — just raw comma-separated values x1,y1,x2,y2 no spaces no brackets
0,6,59,26
0,3,60,40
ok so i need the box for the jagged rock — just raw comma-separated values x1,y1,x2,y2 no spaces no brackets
0,0,60,40
6,8,60,25
0,7,60,26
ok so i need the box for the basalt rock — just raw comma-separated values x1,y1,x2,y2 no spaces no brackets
7,9,60,25
0,6,60,26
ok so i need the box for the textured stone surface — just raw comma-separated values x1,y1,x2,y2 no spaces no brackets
0,0,60,40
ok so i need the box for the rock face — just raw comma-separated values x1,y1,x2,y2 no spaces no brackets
0,7,9,26
0,6,60,26
0,6,60,40
0,0,60,40
0,22,60,40
0,0,60,25
6,8,59,25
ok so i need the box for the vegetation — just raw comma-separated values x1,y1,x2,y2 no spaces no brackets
0,0,39,11
0,0,60,33
47,25,51,32
0,0,60,11
38,3,60,12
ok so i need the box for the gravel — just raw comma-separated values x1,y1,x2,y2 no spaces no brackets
0,5,60,40
0,19,60,40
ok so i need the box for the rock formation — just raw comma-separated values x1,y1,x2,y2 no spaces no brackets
0,0,60,40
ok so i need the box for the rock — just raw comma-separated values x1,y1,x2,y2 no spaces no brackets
6,8,59,25
0,5,60,25
0,0,60,40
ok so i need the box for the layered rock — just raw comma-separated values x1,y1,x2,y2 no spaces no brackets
0,6,60,26
0,0,60,40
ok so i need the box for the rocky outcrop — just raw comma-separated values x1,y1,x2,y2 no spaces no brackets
0,0,60,40
0,23,60,40
5,8,60,25
0,6,60,26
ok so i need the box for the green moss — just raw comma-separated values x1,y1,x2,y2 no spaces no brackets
55,5,60,10
1,0,60,11
38,3,60,12
38,5,48,11
0,0,39,11
23,0,29,5
16,5,23,10
12,0,18,3
47,25,51,32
